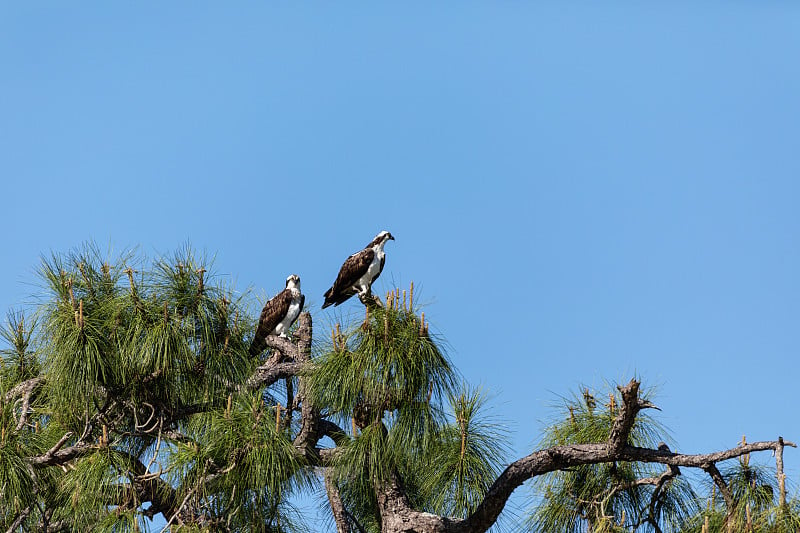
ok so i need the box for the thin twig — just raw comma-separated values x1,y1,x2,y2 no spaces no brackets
135,402,157,432
144,418,164,473
159,486,197,533
5,507,31,533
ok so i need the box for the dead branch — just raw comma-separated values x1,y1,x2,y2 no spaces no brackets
3,376,45,403
5,507,32,533
702,462,734,510
325,468,352,533
243,361,305,392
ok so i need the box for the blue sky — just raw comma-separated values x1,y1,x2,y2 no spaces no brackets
2,2,799,530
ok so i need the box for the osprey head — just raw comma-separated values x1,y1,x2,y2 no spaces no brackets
370,230,395,247
285,274,300,289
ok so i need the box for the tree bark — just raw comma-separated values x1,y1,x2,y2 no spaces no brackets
325,469,352,533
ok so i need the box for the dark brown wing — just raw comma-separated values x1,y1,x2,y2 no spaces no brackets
249,288,292,356
322,249,374,308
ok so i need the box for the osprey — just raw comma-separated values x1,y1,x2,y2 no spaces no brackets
322,231,395,308
249,274,304,356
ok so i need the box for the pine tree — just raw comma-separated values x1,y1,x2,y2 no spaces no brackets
0,244,796,532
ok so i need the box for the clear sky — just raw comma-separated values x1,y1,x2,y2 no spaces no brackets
2,2,799,530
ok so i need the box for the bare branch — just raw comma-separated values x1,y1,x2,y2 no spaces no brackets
319,419,350,447
290,313,322,459
5,507,31,533
162,427,194,445
113,450,179,519
244,361,305,391
159,486,198,533
703,463,734,510
620,439,796,467
376,472,457,533
611,445,682,529
3,376,45,403
262,335,300,358
28,432,85,467
776,436,787,508
142,418,164,477
637,444,681,532
607,379,658,454
250,333,300,359
325,469,351,533
9,378,43,431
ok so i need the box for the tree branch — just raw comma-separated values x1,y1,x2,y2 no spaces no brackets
607,379,658,453
619,440,796,467
113,450,179,519
776,436,787,508
28,432,92,467
5,375,45,432
376,471,457,533
325,468,352,533
244,361,305,391
250,332,300,359
3,376,45,403
5,507,32,533
290,313,322,459
702,462,734,510
639,445,681,532
450,380,794,533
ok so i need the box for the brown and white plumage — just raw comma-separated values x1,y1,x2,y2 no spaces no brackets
249,274,304,356
322,231,395,308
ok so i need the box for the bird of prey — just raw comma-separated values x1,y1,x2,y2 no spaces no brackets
322,231,395,308
249,274,304,356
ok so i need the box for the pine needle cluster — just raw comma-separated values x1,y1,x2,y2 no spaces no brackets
40,245,250,423
310,297,512,530
0,244,266,531
169,392,309,531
